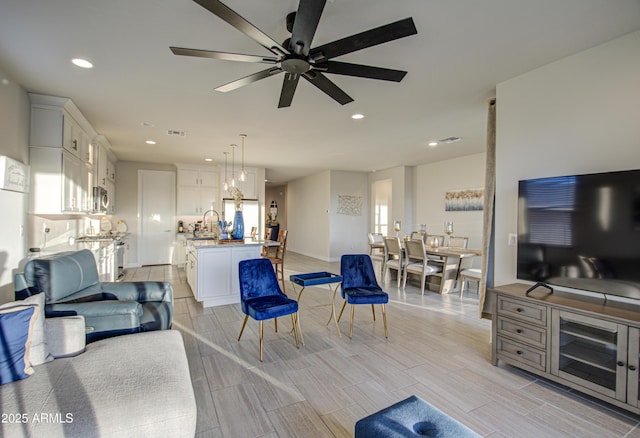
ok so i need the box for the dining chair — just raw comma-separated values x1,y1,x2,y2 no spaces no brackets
237,258,302,361
459,268,482,298
368,234,387,280
449,236,469,248
383,236,404,287
337,254,389,339
265,229,288,292
410,231,424,241
403,238,443,295
261,227,273,256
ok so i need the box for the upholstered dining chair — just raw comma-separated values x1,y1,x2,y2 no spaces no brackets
403,238,443,295
237,258,302,361
368,233,387,280
383,236,404,287
264,229,288,292
449,236,469,248
338,254,389,339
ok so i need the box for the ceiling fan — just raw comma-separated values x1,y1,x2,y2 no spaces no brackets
170,0,417,108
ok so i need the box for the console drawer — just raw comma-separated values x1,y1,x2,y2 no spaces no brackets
497,296,547,326
496,336,546,372
497,316,546,349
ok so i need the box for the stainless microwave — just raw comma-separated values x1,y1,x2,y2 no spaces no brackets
92,186,110,213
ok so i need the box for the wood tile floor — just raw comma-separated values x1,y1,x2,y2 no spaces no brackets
125,253,640,437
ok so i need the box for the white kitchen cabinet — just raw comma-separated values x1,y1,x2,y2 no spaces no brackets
29,93,109,214
105,179,116,214
30,147,88,214
235,167,258,199
176,164,219,215
174,234,187,266
30,95,92,164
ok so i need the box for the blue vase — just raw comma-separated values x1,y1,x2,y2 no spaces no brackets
232,210,244,239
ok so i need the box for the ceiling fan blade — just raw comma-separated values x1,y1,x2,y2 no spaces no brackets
215,67,283,93
317,61,407,82
302,71,353,105
193,0,289,55
170,47,279,64
290,0,326,56
309,17,417,61
278,74,301,108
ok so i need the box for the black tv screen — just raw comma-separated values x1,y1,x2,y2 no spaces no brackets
517,169,640,299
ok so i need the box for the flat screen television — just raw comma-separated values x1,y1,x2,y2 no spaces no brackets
517,169,640,299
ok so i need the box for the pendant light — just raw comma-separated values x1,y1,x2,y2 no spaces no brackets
230,144,237,187
239,134,247,182
223,151,229,191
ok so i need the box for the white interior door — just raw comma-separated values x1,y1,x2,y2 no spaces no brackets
138,170,176,265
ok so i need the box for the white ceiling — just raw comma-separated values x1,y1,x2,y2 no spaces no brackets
1,0,639,185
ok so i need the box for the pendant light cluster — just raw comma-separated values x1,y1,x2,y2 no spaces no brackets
223,134,248,191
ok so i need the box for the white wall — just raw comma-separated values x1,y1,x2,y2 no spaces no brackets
287,171,331,260
413,153,486,251
495,30,640,287
329,170,369,260
0,69,30,303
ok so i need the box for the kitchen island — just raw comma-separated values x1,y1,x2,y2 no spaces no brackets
186,239,280,308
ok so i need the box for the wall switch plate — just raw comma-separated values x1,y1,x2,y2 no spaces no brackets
508,233,517,246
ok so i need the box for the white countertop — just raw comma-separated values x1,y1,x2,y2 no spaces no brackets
189,239,279,249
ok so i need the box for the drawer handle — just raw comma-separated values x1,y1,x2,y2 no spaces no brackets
516,350,524,355
516,329,523,334
617,361,625,367
516,308,524,313
629,365,637,371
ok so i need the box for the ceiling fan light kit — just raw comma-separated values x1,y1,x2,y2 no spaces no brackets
171,0,417,108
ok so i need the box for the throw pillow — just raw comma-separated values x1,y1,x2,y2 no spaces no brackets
0,305,37,384
23,293,54,365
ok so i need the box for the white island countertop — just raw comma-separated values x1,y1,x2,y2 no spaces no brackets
188,238,279,249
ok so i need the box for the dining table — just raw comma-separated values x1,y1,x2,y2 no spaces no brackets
422,246,481,294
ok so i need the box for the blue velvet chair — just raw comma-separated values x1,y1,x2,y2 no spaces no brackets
338,254,389,339
237,258,302,361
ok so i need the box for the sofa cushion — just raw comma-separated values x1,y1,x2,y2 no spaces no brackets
0,304,36,384
0,330,197,437
32,249,100,302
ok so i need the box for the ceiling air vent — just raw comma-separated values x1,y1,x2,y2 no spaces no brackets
167,130,186,137
439,136,461,143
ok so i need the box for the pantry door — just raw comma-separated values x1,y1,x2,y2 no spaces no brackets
138,170,175,265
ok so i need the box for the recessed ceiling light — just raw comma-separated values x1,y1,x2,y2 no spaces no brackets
428,141,438,147
351,113,365,120
71,58,93,69
142,121,155,127
145,140,156,145
204,158,213,162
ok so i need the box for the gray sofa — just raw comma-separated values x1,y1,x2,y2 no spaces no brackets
0,327,197,437
15,249,173,342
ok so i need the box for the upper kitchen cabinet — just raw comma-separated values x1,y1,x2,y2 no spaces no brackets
29,94,94,164
28,94,112,215
95,135,117,189
235,167,258,200
176,164,219,215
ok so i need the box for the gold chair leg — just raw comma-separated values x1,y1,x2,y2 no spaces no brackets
238,315,249,341
296,312,305,345
259,320,264,361
349,304,355,339
291,314,299,348
371,304,376,321
337,300,347,322
274,317,278,333
382,304,388,338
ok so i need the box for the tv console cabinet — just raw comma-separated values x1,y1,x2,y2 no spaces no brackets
491,283,640,414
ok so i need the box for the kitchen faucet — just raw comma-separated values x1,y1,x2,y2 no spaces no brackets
202,209,220,236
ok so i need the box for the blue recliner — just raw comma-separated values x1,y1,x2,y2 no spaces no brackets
14,249,173,342
338,254,389,339
237,258,301,361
